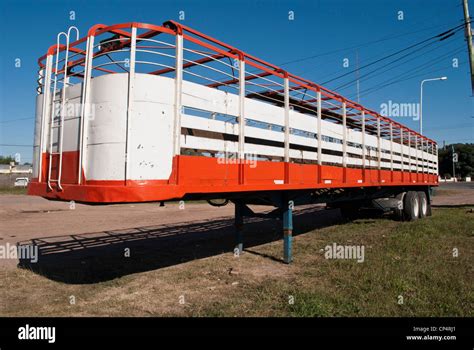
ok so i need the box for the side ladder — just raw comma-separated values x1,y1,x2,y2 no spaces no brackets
47,27,79,191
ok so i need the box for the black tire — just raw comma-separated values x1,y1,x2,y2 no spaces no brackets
207,199,229,207
393,192,405,221
425,190,432,217
417,191,428,218
403,191,419,221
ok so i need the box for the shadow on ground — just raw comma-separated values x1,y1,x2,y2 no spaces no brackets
17,206,343,284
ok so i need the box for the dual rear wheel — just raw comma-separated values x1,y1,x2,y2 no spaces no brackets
337,190,432,222
400,190,431,221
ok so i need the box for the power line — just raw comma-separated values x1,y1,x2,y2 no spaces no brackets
345,45,465,98
303,21,466,82
345,44,465,99
0,144,34,147
279,18,465,68
321,21,468,86
364,48,465,94
334,37,462,92
352,64,455,100
349,58,465,100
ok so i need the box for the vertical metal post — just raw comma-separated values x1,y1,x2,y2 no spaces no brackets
284,76,290,162
316,91,322,165
432,142,435,177
47,32,67,191
56,35,71,190
428,140,431,180
427,140,431,180
342,101,347,172
400,127,404,181
428,141,431,178
421,138,425,182
125,26,137,185
234,201,243,255
415,135,419,180
238,57,245,184
317,90,322,183
78,36,93,184
422,138,425,182
361,110,366,181
38,55,53,183
283,75,290,183
56,27,78,190
282,197,293,264
408,131,412,181
389,122,393,181
429,142,433,178
377,118,381,182
173,33,183,157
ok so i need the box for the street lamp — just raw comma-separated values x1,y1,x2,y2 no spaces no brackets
420,76,447,134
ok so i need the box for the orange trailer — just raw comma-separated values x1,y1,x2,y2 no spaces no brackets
28,21,438,263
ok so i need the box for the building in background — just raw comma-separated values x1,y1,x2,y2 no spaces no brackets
0,163,33,187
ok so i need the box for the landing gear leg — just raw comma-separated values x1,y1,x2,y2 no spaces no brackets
234,200,244,255
282,196,293,264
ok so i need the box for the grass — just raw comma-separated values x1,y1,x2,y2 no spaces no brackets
194,208,474,317
0,186,27,195
1,207,473,317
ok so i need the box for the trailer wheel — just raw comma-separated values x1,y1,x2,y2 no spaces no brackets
426,190,433,217
403,191,419,221
207,199,229,207
417,191,428,218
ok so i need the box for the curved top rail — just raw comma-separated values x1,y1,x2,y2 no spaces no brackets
36,20,436,145
166,19,435,144
38,22,174,67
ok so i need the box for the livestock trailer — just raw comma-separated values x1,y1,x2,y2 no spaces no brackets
28,21,438,262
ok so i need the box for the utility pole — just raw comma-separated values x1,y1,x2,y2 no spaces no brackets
355,50,360,103
452,145,457,181
463,0,474,95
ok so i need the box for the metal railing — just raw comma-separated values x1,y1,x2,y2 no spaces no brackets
36,21,438,187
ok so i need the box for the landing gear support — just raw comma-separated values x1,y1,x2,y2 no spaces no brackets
231,193,295,264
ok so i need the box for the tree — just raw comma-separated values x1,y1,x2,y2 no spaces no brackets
0,156,14,165
438,143,474,179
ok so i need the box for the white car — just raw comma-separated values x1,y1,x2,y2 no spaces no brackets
14,177,29,187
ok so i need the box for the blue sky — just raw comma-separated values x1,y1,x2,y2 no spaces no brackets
0,0,473,163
